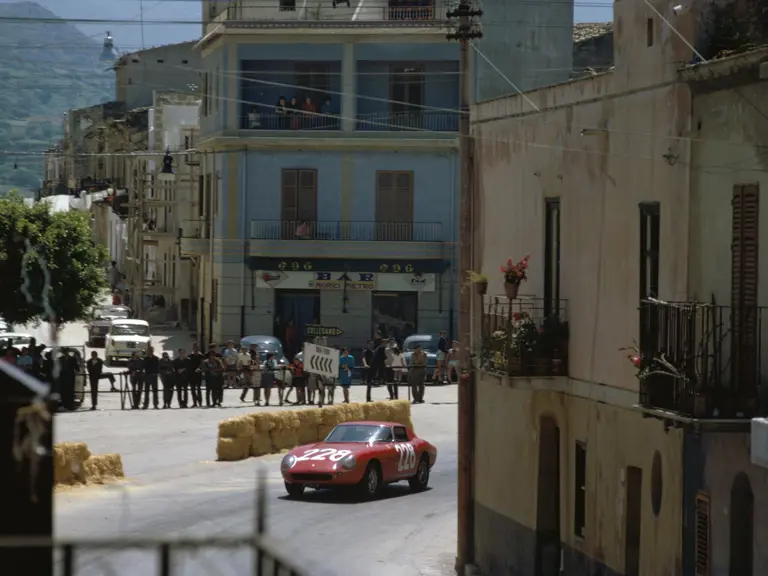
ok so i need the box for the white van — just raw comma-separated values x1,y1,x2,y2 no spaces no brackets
105,319,151,365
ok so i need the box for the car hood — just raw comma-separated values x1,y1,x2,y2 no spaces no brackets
288,442,378,471
110,335,150,343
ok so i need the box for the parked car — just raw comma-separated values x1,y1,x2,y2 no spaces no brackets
402,334,456,385
281,421,437,500
0,332,35,352
87,305,131,347
239,335,291,383
105,319,151,365
42,346,86,408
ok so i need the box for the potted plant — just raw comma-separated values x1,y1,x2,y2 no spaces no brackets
466,270,489,296
509,312,538,375
537,314,569,375
500,255,530,299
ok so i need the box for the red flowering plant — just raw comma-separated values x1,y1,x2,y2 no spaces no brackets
501,255,530,284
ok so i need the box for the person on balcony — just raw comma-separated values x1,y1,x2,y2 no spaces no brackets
275,96,288,129
288,97,300,129
321,97,333,128
294,221,311,239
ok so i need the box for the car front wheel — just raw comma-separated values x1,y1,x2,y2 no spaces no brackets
285,482,305,499
357,462,382,500
408,455,430,492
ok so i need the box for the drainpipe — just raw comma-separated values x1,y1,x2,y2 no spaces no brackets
240,147,248,339
209,152,216,344
448,151,457,342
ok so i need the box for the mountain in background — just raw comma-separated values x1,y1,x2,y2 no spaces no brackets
0,1,113,194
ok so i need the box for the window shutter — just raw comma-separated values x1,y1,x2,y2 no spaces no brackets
376,172,395,240
281,169,298,222
395,172,413,240
297,169,317,222
695,493,710,576
731,185,759,394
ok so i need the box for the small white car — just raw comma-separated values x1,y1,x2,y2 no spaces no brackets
104,319,151,365
0,332,35,351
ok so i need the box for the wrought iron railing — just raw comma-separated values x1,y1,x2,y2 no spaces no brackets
249,220,443,242
240,112,341,131
480,297,569,378
356,111,459,132
637,299,767,418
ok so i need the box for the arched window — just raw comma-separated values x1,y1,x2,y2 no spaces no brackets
729,472,753,576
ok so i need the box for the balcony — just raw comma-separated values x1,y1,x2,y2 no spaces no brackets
248,220,444,259
179,219,210,256
481,297,570,378
240,112,341,132
637,300,768,420
208,0,449,32
356,111,459,132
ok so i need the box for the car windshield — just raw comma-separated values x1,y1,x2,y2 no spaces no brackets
3,336,31,346
95,307,129,319
324,424,392,443
111,324,149,337
406,338,436,352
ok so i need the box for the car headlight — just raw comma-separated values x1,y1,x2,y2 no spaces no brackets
281,454,297,471
338,454,357,471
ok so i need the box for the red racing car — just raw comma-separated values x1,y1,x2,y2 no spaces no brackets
280,421,437,499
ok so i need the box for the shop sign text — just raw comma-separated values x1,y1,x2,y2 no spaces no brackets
309,272,375,291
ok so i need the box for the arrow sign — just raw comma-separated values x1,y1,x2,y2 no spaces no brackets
303,342,340,379
306,324,344,337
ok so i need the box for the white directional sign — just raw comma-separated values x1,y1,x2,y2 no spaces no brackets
303,342,340,379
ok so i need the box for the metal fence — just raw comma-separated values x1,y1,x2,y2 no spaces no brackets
0,468,305,576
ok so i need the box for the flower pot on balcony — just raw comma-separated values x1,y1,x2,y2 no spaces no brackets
475,280,488,296
504,281,520,300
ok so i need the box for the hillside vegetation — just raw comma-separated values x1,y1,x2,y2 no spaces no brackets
0,2,113,193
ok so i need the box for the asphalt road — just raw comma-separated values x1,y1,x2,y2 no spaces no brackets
47,321,459,576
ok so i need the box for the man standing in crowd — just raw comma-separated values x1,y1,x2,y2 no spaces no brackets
434,329,449,384
86,351,104,410
142,346,160,410
188,343,203,408
248,343,262,405
128,351,144,409
362,340,375,402
338,347,354,404
409,342,427,404
174,348,190,408
206,344,221,406
58,349,77,411
238,345,253,403
159,351,174,409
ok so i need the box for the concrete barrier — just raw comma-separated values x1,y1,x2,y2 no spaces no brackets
53,442,124,486
216,400,414,462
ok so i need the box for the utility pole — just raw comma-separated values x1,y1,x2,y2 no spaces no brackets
447,2,482,574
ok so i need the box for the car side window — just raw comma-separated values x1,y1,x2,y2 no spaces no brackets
376,428,393,442
393,426,408,442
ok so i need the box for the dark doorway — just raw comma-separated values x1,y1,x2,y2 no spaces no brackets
535,416,560,576
729,472,753,576
274,290,320,359
372,292,418,343
625,466,643,576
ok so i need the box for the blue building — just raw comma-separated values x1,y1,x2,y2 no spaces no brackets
189,0,573,349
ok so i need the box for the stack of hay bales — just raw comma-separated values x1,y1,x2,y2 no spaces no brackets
53,442,124,486
216,400,414,462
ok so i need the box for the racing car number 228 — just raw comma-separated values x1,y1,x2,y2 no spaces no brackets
296,448,351,462
395,444,417,472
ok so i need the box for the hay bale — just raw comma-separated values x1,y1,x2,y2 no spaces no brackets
341,402,365,422
250,434,273,457
317,424,336,441
319,405,345,426
270,411,301,451
362,401,391,423
53,442,91,485
83,454,124,484
217,437,251,461
218,416,254,439
388,399,412,426
249,412,276,434
295,409,321,445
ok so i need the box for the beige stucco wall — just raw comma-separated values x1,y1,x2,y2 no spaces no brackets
473,75,691,392
475,372,685,575
688,81,768,306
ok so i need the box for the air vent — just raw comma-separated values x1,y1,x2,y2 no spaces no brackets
695,492,710,576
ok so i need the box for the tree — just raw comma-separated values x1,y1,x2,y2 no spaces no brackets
0,195,106,326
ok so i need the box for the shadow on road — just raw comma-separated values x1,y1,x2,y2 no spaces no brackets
278,485,432,505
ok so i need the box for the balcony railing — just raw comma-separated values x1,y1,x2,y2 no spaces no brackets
637,299,768,419
240,112,340,131
481,297,569,378
249,220,442,242
213,1,449,28
179,219,210,240
356,111,459,132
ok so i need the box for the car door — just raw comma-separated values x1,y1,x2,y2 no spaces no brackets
371,427,397,482
393,425,417,478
